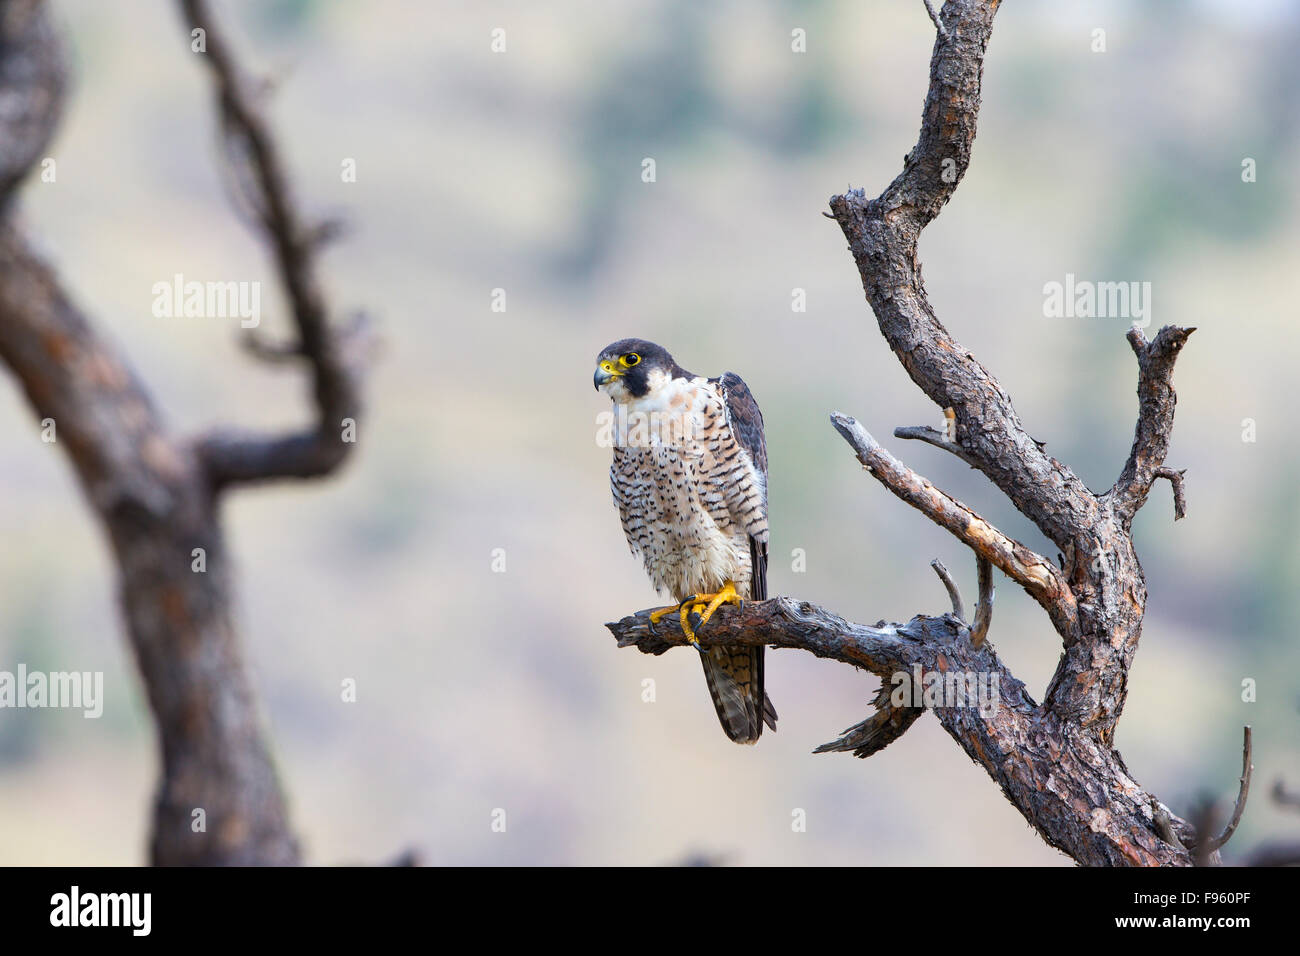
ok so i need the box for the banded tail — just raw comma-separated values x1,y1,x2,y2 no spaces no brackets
701,536,777,744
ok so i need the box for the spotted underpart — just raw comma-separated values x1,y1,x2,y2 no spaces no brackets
597,338,778,744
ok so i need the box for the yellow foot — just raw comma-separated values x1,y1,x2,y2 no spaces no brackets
694,580,743,630
678,580,742,648
648,600,704,650
648,582,743,650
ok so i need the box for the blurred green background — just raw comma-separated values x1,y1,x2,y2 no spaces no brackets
0,0,1296,865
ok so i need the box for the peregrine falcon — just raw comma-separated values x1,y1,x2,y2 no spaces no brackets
594,338,778,744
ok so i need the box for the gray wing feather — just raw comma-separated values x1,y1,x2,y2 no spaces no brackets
719,371,767,480
708,371,777,738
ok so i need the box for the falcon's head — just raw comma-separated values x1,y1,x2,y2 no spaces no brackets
593,338,685,403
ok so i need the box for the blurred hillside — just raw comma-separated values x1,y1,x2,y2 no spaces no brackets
0,0,1296,865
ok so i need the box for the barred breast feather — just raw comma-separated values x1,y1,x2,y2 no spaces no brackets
609,371,777,743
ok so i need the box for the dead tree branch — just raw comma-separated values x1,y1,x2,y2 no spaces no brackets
970,555,993,648
181,0,366,488
0,0,62,205
812,686,926,759
894,423,982,470
0,0,366,864
608,0,1205,865
1196,727,1254,855
1111,326,1195,525
921,0,949,41
833,414,1077,637
1153,466,1188,521
611,598,1193,864
930,559,964,619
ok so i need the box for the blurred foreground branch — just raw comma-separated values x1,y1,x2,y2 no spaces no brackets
0,0,367,864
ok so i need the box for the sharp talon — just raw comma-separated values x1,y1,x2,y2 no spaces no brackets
680,599,698,645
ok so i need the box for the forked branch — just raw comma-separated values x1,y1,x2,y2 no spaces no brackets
1110,325,1195,524
832,413,1077,638
609,0,1209,866
181,0,368,488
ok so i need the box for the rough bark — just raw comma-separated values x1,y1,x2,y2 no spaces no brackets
0,227,301,866
607,0,1215,866
612,599,1195,864
0,0,364,864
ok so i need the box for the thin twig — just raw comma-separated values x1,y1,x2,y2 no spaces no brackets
833,412,1078,638
930,558,964,619
1112,325,1196,521
1154,466,1187,520
181,0,365,487
970,556,993,648
894,424,980,470
814,681,925,758
921,0,949,40
1202,726,1253,853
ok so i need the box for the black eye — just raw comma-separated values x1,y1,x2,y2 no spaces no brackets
622,353,641,367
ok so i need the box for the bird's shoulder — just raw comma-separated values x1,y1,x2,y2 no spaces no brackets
709,371,766,476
